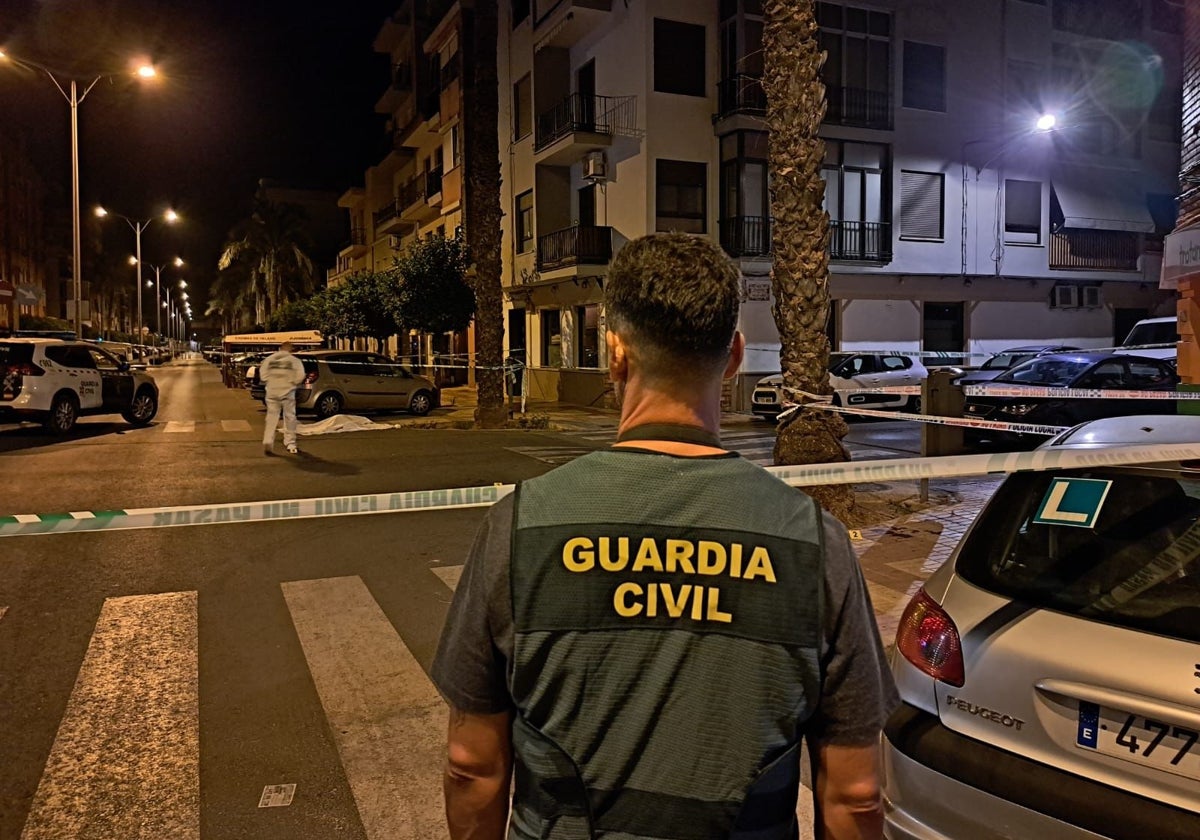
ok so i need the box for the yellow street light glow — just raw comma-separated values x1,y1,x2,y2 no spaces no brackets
0,50,8,60
128,255,138,265
137,64,156,79
179,280,187,288
173,256,184,267
165,209,179,222
95,206,109,217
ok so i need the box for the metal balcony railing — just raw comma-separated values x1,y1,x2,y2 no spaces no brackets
373,199,401,229
719,216,772,257
537,224,613,271
1050,229,1139,271
343,228,366,249
399,176,423,209
534,93,636,150
716,74,766,120
829,220,892,262
824,85,893,129
425,168,443,199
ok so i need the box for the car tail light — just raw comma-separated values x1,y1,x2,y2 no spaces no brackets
303,370,318,384
896,588,965,687
8,363,44,377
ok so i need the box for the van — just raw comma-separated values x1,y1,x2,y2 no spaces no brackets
1117,316,1177,361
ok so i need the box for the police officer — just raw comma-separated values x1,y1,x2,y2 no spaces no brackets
432,233,897,840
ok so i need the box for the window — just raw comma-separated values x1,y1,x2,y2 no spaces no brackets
513,74,532,140
1051,43,1139,158
541,309,562,367
817,2,892,128
512,0,530,27
516,191,534,253
881,355,911,371
448,125,461,169
902,41,945,112
1053,0,1143,39
656,160,707,234
653,19,706,97
899,171,944,240
1005,179,1041,243
86,348,120,370
822,140,891,261
576,305,600,367
719,131,771,256
1148,87,1182,143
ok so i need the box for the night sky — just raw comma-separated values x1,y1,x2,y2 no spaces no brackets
1,0,402,313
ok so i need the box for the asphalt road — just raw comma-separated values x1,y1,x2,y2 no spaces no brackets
0,358,924,840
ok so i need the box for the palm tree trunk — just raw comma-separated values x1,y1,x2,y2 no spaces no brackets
463,0,506,428
762,0,854,522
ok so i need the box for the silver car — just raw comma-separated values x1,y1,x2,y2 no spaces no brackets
885,414,1200,839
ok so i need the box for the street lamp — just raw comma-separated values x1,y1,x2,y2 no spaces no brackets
141,256,184,337
0,50,158,338
96,206,179,340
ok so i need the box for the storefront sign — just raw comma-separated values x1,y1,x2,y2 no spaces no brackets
1162,224,1200,290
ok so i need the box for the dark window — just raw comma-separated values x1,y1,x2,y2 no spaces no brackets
902,41,945,112
817,2,892,128
86,348,120,370
1148,87,1183,143
656,159,707,234
512,0,530,27
1053,0,1143,38
541,309,562,367
822,140,891,261
1005,179,1041,242
653,19,706,97
513,74,532,140
576,304,600,367
516,191,534,253
1051,43,1140,158
900,171,944,240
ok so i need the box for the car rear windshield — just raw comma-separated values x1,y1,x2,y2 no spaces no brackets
982,352,1034,370
1125,322,1178,347
994,356,1090,387
0,343,34,365
955,469,1200,643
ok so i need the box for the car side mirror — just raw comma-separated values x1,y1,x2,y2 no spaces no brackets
118,361,130,372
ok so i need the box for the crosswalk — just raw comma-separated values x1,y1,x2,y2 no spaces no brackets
161,419,253,433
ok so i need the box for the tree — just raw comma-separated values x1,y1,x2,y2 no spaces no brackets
265,298,319,332
217,198,316,324
762,0,854,522
312,271,402,352
462,0,506,428
393,235,475,334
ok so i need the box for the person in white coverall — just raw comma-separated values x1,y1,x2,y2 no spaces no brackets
260,341,307,455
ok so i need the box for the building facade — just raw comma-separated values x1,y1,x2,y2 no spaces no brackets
0,130,50,330
496,0,1182,408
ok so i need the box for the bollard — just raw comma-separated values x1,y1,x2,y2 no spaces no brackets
920,369,966,500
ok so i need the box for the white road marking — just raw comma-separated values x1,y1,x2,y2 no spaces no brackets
282,576,448,840
221,419,252,432
21,592,199,840
431,565,463,592
163,421,195,433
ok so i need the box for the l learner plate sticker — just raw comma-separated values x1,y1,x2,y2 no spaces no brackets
1033,477,1113,529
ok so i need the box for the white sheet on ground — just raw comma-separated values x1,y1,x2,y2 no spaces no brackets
295,414,396,436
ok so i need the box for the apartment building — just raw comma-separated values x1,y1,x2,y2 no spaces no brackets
0,129,49,330
331,0,473,379
497,0,1183,408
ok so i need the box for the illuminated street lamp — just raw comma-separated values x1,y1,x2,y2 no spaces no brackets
141,256,184,337
0,50,158,337
96,206,179,339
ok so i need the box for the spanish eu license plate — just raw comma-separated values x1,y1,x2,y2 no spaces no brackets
1077,701,1200,782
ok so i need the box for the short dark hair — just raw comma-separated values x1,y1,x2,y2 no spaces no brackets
605,233,740,373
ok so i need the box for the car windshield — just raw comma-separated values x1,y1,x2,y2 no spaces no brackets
993,356,1090,387
981,352,1035,371
955,469,1200,643
0,343,34,366
1124,322,1178,347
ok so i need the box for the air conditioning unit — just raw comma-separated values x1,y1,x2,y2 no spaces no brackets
1080,286,1103,309
583,151,608,181
389,235,403,249
1052,285,1079,309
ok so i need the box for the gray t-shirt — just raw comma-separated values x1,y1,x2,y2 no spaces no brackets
432,455,900,747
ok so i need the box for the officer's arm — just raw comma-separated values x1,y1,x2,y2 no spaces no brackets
444,705,513,840
812,741,885,840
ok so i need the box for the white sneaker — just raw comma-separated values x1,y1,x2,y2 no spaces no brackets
286,444,299,455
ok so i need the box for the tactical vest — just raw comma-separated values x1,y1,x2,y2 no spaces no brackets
510,449,825,840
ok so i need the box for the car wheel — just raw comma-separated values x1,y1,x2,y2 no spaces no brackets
907,395,922,413
409,390,433,416
45,393,79,435
315,392,343,419
123,388,158,426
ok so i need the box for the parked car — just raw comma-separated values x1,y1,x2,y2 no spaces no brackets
962,352,1177,444
885,414,1200,840
1118,316,1178,361
251,350,439,418
751,352,928,419
954,344,1080,385
0,338,159,434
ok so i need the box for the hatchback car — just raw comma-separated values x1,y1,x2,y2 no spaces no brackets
963,352,1177,443
885,415,1200,839
955,345,1080,386
751,352,927,419
251,350,439,418
0,338,159,433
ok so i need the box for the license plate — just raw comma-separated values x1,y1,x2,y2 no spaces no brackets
1077,701,1200,782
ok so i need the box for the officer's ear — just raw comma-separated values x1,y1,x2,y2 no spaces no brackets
607,330,628,384
723,331,745,381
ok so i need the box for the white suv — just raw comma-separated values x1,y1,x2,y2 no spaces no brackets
0,338,159,434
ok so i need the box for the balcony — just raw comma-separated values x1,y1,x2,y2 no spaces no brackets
715,74,766,121
719,216,772,258
824,86,892,130
339,228,368,256
375,63,415,115
829,220,892,263
425,167,443,202
441,166,462,211
373,198,407,235
534,93,635,165
400,175,439,223
537,224,613,272
534,0,612,51
1050,229,1139,272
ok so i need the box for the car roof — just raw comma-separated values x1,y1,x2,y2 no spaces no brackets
1133,316,1176,324
1043,415,1200,449
0,337,59,345
995,344,1078,353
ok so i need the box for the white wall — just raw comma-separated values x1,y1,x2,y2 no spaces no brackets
840,299,921,352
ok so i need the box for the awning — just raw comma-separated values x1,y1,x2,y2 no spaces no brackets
1050,167,1156,233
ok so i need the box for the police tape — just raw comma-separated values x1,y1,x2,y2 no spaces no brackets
832,342,1176,359
5,442,1200,539
799,401,1070,436
812,384,1200,401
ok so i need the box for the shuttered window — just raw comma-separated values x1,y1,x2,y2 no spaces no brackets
900,171,944,240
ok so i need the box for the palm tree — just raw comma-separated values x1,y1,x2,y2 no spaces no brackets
762,0,854,522
218,199,316,324
206,270,255,334
462,0,506,428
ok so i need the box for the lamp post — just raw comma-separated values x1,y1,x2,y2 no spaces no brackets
0,51,156,338
141,256,184,337
96,206,178,340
